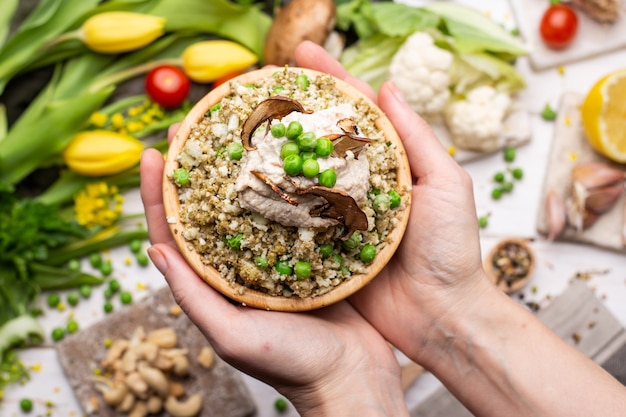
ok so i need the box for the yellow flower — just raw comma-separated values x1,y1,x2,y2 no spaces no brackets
182,40,257,83
74,182,124,228
89,112,108,127
80,12,166,54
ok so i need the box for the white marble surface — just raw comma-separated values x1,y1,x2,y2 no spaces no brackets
3,1,626,416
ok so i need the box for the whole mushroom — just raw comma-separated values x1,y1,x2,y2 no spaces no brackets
263,0,336,66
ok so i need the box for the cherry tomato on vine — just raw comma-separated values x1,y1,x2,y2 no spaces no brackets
539,2,579,49
145,65,191,108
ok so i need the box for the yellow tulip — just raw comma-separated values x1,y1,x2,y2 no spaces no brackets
182,40,258,83
80,12,166,54
62,130,144,176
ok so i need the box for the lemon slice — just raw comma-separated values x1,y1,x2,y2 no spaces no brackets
580,69,626,163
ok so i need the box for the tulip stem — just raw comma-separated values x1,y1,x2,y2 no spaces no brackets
44,30,81,50
87,58,182,93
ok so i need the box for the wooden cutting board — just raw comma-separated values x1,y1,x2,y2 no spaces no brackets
57,287,256,417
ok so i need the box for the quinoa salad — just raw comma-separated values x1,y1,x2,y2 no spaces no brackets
168,67,409,298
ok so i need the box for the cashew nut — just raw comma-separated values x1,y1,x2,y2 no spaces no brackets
146,327,177,348
115,392,136,413
146,395,163,414
102,339,129,368
121,348,138,373
135,342,159,363
197,347,215,369
172,355,189,377
126,371,148,397
128,400,148,417
91,376,128,407
168,381,186,398
164,394,203,417
138,362,169,397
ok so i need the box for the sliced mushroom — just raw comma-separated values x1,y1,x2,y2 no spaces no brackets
325,133,372,158
296,186,368,239
251,171,299,206
241,96,309,150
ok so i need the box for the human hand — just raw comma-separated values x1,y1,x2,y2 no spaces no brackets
294,41,494,362
141,129,409,416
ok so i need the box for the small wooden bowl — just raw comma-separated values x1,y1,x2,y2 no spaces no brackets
484,238,536,294
162,67,412,311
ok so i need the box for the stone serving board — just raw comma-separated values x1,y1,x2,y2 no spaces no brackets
535,91,625,252
57,287,256,417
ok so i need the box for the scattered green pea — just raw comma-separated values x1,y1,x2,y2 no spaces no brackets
66,320,79,334
67,259,81,271
318,168,337,188
388,190,401,208
502,181,514,192
286,121,303,140
273,85,284,93
103,302,114,314
541,103,557,121
67,293,79,307
120,291,133,305
271,122,286,138
108,279,121,293
294,261,312,279
129,239,142,254
104,288,114,300
340,266,351,276
254,256,269,270
503,146,516,162
275,260,293,275
512,167,524,180
372,194,391,214
331,253,344,267
51,327,64,342
478,216,489,229
226,233,243,250
359,244,377,263
19,398,33,413
283,154,303,176
89,253,102,268
302,158,320,178
210,103,221,113
46,293,60,308
136,252,150,267
342,232,361,251
300,151,317,161
296,73,310,90
315,137,333,157
280,142,300,159
491,188,503,200
274,397,288,413
493,172,505,183
319,244,334,258
79,284,92,299
227,142,244,161
100,261,113,276
173,168,191,186
297,131,318,152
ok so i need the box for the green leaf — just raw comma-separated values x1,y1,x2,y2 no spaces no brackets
370,3,439,37
452,52,526,94
0,0,18,47
423,2,528,56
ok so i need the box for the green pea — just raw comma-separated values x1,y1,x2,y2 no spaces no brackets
478,216,489,229
89,253,102,268
103,302,114,314
280,142,300,159
47,293,60,308
315,137,333,157
340,266,351,276
51,327,64,342
67,293,79,307
66,320,79,334
297,132,318,152
359,244,377,263
302,158,320,178
319,244,334,258
541,103,557,121
300,151,317,161
100,261,113,277
273,85,284,93
503,146,516,162
226,233,243,250
493,172,505,183
104,288,114,300
210,103,221,113
173,168,191,186
274,397,288,412
136,252,150,267
372,194,391,214
271,122,286,138
502,181,514,192
79,284,92,299
20,398,33,412
227,142,244,161
331,253,344,267
491,188,503,200
388,190,401,208
342,232,361,251
67,259,81,271
294,261,312,279
254,256,269,270
512,167,524,180
286,121,303,140
318,168,337,188
275,260,293,275
283,154,303,176
129,239,142,254
120,291,133,305
296,73,310,90
108,279,121,293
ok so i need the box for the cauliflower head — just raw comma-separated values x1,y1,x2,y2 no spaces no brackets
388,32,453,116
444,85,512,152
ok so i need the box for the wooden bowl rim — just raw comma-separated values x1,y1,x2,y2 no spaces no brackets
162,67,412,311
484,237,536,294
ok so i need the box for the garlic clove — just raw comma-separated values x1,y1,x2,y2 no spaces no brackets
546,189,567,241
585,183,625,214
571,162,625,191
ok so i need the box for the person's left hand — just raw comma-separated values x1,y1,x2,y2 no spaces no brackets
140,125,409,416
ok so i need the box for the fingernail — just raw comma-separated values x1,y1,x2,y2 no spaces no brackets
147,246,167,273
387,80,407,104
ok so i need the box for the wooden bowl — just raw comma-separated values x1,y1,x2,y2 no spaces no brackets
483,238,536,294
162,67,412,311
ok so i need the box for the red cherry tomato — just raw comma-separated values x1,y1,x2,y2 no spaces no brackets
145,65,191,108
539,3,579,49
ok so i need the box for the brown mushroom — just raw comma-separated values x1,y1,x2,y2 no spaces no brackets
251,171,299,206
263,0,336,66
241,96,309,150
296,186,368,239
325,133,372,158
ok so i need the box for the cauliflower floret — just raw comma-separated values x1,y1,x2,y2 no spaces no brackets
388,32,453,116
444,85,512,152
